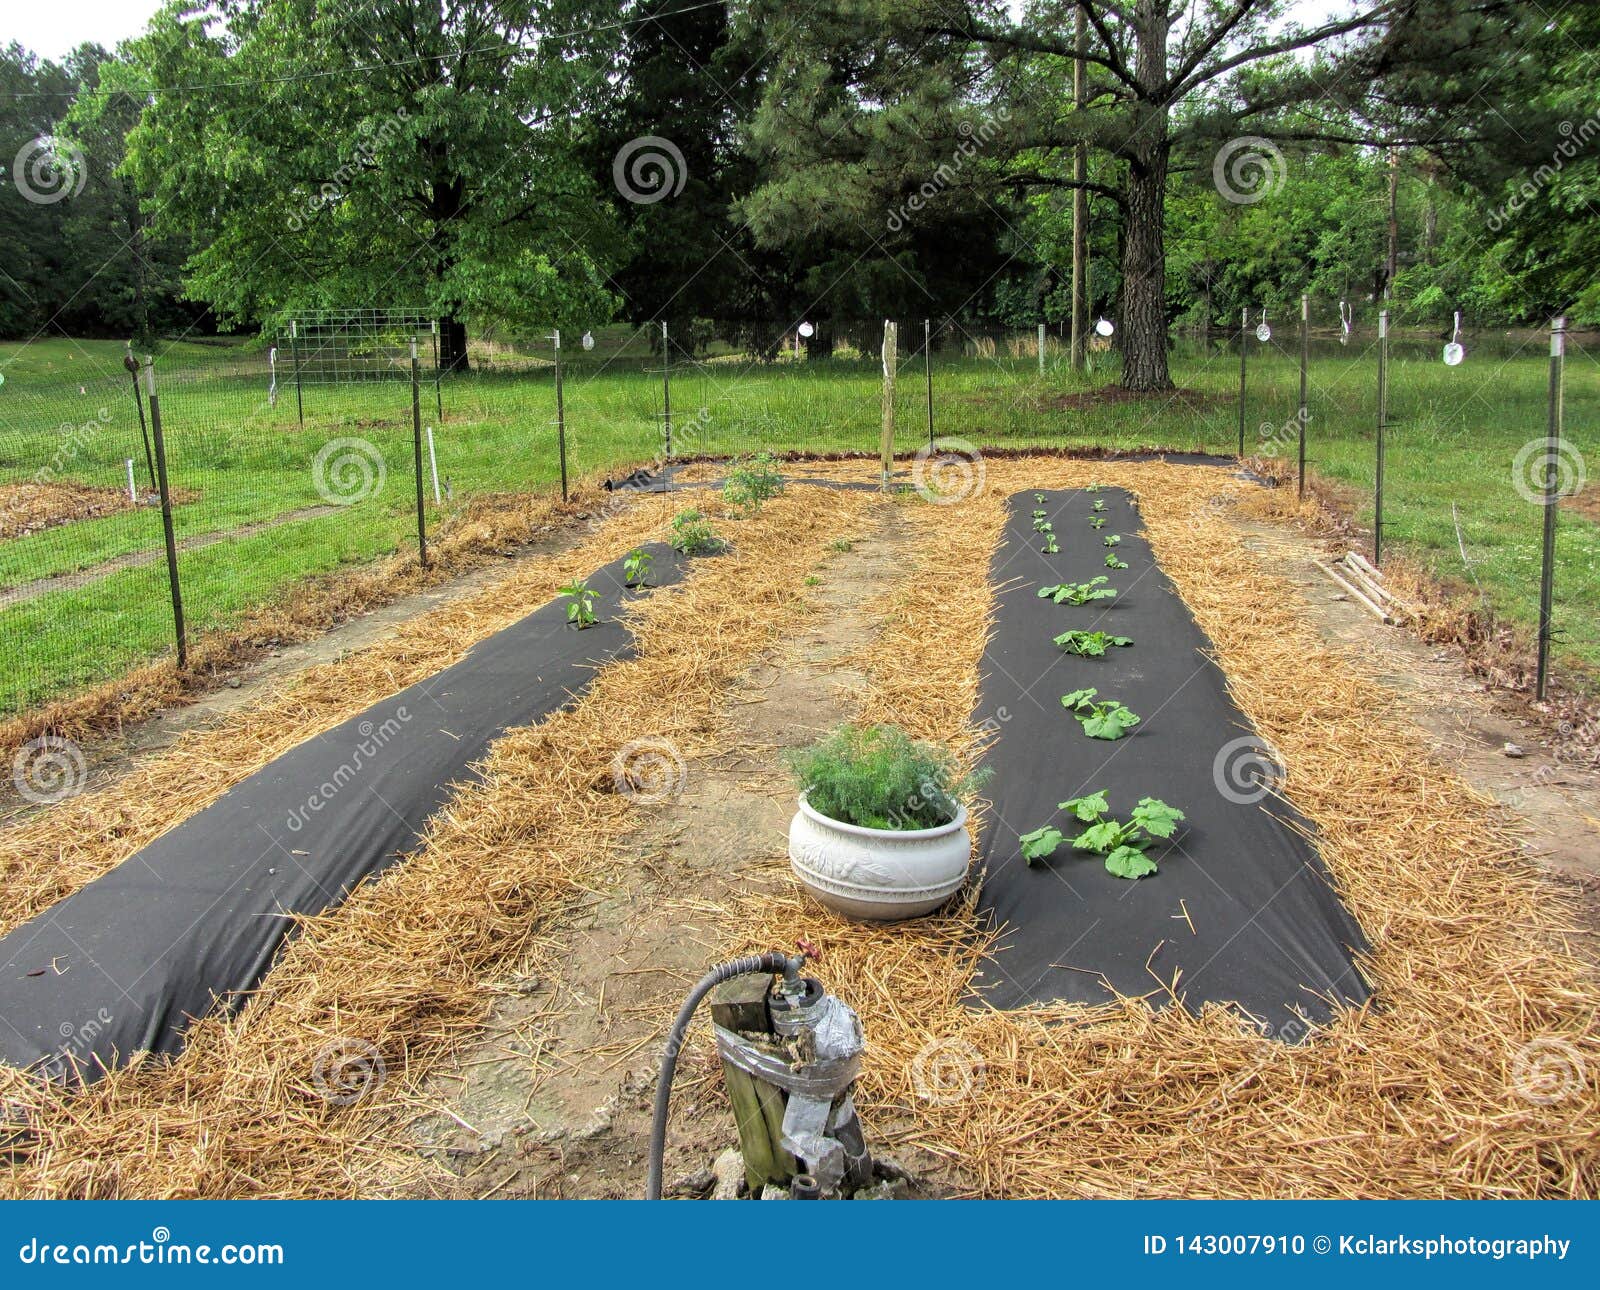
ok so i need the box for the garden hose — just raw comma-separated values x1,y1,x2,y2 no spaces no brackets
645,950,804,1200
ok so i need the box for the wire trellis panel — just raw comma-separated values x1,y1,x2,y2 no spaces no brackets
286,308,438,385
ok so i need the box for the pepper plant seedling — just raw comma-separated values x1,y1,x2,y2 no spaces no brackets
1019,790,1185,878
1061,687,1141,740
1105,554,1128,569
1039,576,1117,606
623,548,653,587
1054,629,1132,658
560,579,599,629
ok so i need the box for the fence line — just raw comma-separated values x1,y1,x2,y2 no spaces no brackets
0,310,1592,733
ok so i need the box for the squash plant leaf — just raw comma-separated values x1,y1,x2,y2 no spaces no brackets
1104,845,1159,879
1073,819,1136,853
1105,555,1128,570
1131,797,1185,839
1079,703,1140,740
1059,790,1108,822
1019,826,1064,866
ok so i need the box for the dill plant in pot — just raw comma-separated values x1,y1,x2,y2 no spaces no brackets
785,725,986,920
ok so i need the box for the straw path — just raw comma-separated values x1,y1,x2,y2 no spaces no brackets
0,484,877,1198
726,457,1599,1198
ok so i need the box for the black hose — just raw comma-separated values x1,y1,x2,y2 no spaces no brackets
646,951,791,1200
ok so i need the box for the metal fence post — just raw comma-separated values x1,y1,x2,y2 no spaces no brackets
880,320,897,485
1298,293,1309,501
661,320,672,459
1536,316,1566,700
1038,322,1046,375
289,320,304,427
125,340,156,491
553,329,569,502
1375,309,1389,564
1237,307,1247,457
142,357,187,671
411,339,429,568
924,317,935,451
431,319,443,424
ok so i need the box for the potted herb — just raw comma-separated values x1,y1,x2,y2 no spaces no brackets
785,724,986,921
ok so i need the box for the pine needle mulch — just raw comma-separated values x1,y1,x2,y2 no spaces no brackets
0,484,877,1198
725,456,1599,1198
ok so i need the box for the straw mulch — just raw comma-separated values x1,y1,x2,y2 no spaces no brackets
0,483,877,1198
0,486,684,944
723,456,1599,1198
0,484,617,764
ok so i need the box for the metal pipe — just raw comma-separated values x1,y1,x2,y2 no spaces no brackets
1536,317,1566,700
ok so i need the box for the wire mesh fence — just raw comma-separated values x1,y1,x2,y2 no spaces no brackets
0,309,1593,729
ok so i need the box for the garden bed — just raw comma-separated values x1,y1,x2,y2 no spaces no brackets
0,457,1593,1199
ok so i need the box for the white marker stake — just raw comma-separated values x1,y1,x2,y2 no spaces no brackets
426,427,442,504
126,459,137,502
1038,323,1047,374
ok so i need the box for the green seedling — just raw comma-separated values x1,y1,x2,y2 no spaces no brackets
560,579,598,629
1092,499,1106,512
1089,516,1106,528
1103,534,1121,548
669,508,720,555
1019,790,1185,879
1042,534,1060,554
1053,629,1132,658
1085,483,1103,493
830,538,854,553
1105,554,1128,569
1038,576,1116,606
1034,492,1046,503
1031,508,1046,518
722,452,785,514
623,547,653,587
1033,517,1054,533
1060,687,1141,740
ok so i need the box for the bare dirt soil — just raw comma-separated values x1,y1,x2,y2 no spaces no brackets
405,505,911,1199
1236,518,1600,941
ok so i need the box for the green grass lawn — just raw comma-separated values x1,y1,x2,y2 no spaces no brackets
0,328,1595,716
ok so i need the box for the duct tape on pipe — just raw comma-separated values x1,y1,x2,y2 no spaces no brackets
714,1026,861,1099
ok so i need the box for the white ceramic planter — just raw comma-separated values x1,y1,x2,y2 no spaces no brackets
788,793,972,921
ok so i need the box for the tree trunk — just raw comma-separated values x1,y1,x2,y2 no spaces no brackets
1070,2,1088,372
1119,150,1173,391
1119,1,1173,392
438,317,469,372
